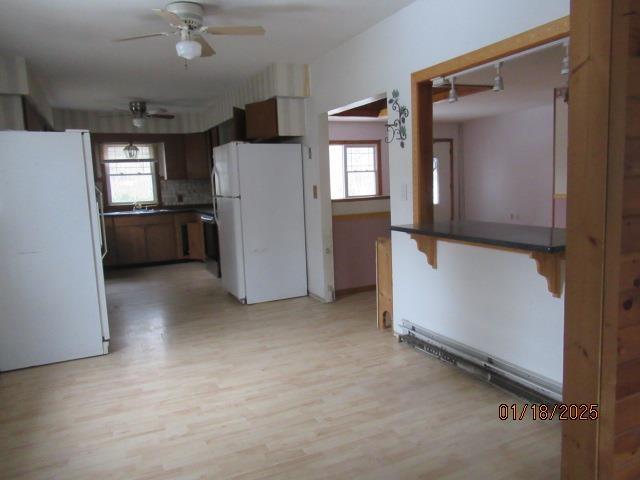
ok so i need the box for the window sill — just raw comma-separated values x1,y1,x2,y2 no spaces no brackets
331,195,390,203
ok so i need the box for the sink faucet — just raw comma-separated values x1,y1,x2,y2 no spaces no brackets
133,202,146,211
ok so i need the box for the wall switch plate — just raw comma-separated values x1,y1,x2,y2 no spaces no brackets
402,183,408,201
313,185,318,199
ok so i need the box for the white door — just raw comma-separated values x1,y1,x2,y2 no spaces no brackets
238,144,308,304
217,196,246,302
0,131,105,371
434,140,453,222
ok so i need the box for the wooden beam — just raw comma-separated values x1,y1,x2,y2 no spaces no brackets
412,16,570,84
411,80,434,225
561,0,631,478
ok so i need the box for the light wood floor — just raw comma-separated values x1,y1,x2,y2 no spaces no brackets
0,263,560,479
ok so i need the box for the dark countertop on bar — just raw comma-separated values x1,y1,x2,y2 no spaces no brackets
391,220,566,253
103,205,214,217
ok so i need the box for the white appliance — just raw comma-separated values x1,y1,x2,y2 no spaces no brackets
212,142,307,304
0,131,110,371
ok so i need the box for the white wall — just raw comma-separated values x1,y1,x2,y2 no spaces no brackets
305,0,569,382
0,56,53,127
463,105,554,227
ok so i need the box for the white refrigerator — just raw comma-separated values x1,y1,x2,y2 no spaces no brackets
0,131,110,371
212,142,307,304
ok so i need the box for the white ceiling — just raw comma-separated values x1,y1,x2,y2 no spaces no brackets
433,42,567,122
0,0,415,112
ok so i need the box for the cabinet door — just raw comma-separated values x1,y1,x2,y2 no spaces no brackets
246,98,278,140
187,222,205,260
163,135,187,179
115,226,147,264
146,223,177,262
185,133,210,180
103,217,118,266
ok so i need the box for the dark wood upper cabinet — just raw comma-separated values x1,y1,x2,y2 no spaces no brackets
232,107,247,142
246,98,279,140
184,132,210,180
22,97,52,132
163,135,187,180
245,97,306,140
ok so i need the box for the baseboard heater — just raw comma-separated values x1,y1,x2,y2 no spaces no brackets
399,320,562,403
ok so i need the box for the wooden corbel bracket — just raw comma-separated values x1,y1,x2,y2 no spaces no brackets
530,251,564,298
411,234,437,269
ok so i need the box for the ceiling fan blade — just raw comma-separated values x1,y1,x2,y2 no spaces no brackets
195,36,216,57
202,25,265,36
152,8,186,27
147,113,175,120
113,32,170,42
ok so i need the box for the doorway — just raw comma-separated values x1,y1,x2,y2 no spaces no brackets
433,139,454,222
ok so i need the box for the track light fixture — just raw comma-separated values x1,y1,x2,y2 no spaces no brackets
561,41,570,76
493,62,504,92
448,76,458,103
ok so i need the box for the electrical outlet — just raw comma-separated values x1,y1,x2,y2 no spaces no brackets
177,194,184,203
313,185,318,199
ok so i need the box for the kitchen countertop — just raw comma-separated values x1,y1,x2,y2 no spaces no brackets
103,205,214,218
391,220,566,253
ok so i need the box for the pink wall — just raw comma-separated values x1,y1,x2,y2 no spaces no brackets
463,104,555,227
328,121,390,195
332,214,390,292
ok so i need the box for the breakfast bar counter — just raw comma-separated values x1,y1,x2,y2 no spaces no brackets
391,220,566,297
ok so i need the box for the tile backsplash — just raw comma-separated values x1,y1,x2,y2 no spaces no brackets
161,179,212,206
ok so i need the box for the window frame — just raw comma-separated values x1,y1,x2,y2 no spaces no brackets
329,140,382,200
100,143,161,208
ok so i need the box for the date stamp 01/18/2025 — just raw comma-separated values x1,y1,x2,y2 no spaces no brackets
498,403,600,421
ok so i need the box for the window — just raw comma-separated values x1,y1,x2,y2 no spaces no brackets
102,143,158,206
329,142,380,200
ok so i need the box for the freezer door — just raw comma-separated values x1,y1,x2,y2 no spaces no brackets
217,196,246,302
0,131,106,371
238,144,308,304
213,142,241,198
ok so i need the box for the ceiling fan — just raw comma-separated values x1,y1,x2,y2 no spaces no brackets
114,1,266,60
102,101,175,128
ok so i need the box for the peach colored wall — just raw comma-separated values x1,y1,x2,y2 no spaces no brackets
463,104,555,227
328,121,390,195
332,213,390,292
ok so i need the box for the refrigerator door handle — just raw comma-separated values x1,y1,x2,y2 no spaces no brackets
95,185,108,259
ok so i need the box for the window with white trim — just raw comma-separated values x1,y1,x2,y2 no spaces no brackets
101,143,158,206
329,142,380,200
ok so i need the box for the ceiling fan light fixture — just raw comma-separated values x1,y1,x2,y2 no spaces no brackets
176,39,202,60
132,117,146,129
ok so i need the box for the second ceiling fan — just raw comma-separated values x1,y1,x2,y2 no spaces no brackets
114,1,265,60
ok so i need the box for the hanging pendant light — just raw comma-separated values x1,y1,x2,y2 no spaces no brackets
493,62,504,92
448,76,458,103
123,142,139,159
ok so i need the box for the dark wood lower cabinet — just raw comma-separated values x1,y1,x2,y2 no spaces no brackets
107,212,204,266
146,223,178,262
114,226,147,265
